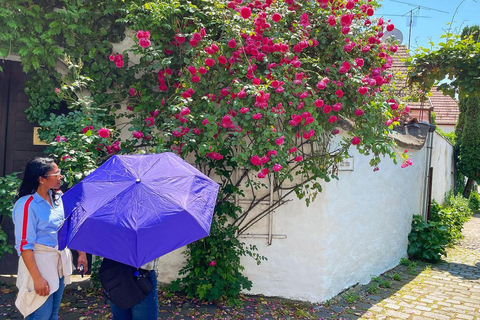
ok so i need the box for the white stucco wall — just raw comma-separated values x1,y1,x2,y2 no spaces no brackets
430,132,455,204
155,131,439,303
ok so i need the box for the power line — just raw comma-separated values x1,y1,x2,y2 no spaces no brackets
383,0,449,49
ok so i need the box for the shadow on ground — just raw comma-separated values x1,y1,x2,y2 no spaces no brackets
0,260,429,320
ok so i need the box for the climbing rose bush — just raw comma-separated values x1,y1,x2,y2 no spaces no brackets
112,0,408,179
50,0,410,301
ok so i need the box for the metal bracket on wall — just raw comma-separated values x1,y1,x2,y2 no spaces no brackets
236,175,287,245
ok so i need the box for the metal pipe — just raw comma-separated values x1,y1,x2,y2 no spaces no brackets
422,124,436,220
239,234,287,240
268,176,274,245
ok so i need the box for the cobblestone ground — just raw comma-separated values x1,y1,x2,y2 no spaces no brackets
332,214,480,320
1,215,479,319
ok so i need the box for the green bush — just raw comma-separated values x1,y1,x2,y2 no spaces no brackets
468,191,480,212
430,192,472,245
0,173,21,259
444,191,471,214
407,215,448,261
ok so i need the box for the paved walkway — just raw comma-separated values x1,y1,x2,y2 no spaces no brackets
0,214,479,319
334,213,480,320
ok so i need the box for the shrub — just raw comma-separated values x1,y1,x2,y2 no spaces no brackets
430,192,472,245
407,215,448,261
0,173,21,259
468,191,480,212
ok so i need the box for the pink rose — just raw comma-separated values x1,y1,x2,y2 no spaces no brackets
205,58,215,67
139,38,151,48
352,137,361,145
250,155,262,166
328,115,337,123
228,38,237,48
272,164,282,172
180,107,190,116
272,13,281,22
209,260,216,267
240,7,251,19
144,117,155,126
218,56,227,64
133,131,144,139
358,87,368,95
98,128,109,138
314,99,324,108
275,136,284,145
354,109,364,116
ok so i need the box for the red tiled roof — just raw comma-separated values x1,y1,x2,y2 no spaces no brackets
428,87,459,125
389,46,459,126
390,45,432,122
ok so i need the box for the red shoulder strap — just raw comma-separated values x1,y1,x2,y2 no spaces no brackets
20,195,34,252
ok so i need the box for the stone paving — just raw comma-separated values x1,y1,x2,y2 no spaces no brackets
332,214,480,320
0,214,479,319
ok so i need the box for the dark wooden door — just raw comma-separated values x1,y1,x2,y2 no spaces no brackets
0,61,46,176
0,60,46,274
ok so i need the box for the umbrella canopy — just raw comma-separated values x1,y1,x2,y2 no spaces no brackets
58,153,219,268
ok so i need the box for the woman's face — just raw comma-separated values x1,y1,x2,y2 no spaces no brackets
40,163,63,190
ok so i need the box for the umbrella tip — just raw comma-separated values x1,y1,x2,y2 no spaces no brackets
136,178,141,183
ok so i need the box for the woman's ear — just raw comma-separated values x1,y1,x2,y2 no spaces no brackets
38,177,45,185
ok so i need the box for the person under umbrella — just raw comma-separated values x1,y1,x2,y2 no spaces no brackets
58,153,220,320
99,258,158,320
12,157,88,319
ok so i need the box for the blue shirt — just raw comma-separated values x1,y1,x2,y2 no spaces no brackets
13,191,64,255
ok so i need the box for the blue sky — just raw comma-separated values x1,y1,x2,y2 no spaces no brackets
375,0,480,51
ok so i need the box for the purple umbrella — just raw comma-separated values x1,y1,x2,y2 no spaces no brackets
58,152,219,268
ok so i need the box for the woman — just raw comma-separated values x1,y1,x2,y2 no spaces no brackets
12,157,88,319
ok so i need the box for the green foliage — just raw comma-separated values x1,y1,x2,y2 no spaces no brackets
0,173,21,259
371,276,391,288
408,28,480,99
343,292,360,304
435,193,472,244
89,257,103,290
170,205,265,301
399,257,411,266
409,25,480,196
455,97,480,186
408,193,473,261
435,128,456,145
367,283,379,293
468,192,480,213
407,215,448,261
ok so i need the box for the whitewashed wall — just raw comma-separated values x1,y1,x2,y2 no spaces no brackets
430,132,455,204
155,129,457,303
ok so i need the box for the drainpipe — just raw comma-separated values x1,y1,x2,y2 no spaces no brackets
421,123,436,220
